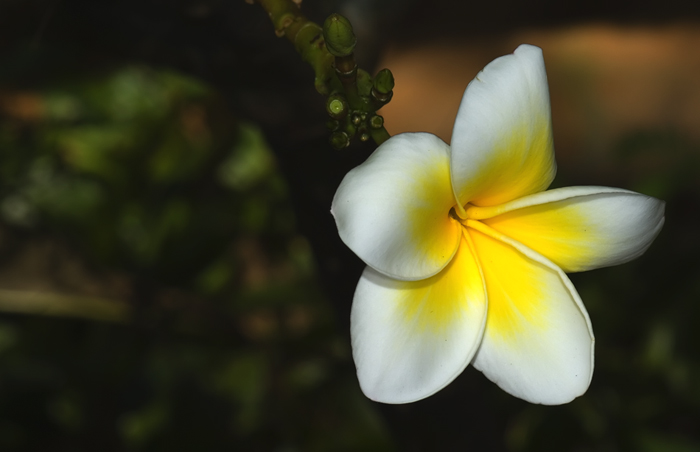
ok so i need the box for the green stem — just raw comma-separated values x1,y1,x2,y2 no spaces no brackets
369,126,390,146
257,0,336,95
254,0,392,146
334,54,360,106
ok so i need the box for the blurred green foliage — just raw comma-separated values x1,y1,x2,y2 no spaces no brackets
0,65,393,451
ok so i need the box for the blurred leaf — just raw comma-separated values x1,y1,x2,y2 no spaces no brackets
0,290,128,323
217,123,275,192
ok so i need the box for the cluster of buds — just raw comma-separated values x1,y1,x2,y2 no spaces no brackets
322,14,394,149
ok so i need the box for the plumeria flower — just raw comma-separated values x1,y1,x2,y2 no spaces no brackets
331,44,665,405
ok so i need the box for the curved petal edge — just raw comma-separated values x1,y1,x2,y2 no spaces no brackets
351,234,487,403
473,186,666,272
450,44,556,208
467,221,594,405
332,133,461,281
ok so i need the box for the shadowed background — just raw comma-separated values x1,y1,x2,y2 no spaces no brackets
0,0,699,450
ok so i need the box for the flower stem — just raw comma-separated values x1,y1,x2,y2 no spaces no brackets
257,0,336,95
369,126,390,145
253,0,392,148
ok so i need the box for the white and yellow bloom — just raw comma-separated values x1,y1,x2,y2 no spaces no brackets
331,45,665,405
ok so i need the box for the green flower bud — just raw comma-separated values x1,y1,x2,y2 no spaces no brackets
326,119,340,131
323,14,357,57
369,115,384,129
330,131,350,149
326,93,348,120
373,69,395,94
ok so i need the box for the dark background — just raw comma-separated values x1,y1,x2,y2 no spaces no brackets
0,0,699,450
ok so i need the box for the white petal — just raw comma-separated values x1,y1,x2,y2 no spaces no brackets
450,44,556,211
467,221,594,405
467,186,665,272
332,133,461,280
351,234,486,404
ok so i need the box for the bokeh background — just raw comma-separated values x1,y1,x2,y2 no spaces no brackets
1,0,699,450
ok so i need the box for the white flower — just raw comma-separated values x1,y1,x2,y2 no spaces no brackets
331,44,665,405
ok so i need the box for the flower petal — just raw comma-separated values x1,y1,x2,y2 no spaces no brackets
467,221,593,405
332,133,461,280
351,233,487,404
466,186,665,273
450,44,556,211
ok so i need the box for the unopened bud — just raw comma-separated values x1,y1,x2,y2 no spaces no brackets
373,69,395,94
330,131,350,149
323,14,356,57
326,119,340,130
326,94,348,120
369,115,384,129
